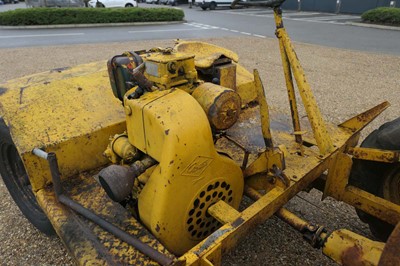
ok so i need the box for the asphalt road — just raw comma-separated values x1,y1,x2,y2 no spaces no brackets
0,3,399,55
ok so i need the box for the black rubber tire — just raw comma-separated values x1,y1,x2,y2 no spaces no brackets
209,2,216,10
349,117,400,241
125,3,133,7
0,120,55,235
201,7,207,10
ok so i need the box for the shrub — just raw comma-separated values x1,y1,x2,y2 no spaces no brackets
0,7,184,26
361,7,400,26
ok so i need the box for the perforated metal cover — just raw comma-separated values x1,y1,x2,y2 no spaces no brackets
185,180,234,240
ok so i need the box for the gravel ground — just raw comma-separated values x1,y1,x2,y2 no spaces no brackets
0,37,399,265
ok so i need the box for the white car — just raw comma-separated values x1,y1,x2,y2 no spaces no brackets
89,0,138,8
195,0,235,10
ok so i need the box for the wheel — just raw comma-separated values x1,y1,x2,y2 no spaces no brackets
349,117,400,241
209,1,216,10
125,3,133,7
201,6,207,10
0,120,55,235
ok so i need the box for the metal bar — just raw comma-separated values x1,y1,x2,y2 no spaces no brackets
33,149,174,266
347,147,400,163
48,153,63,199
273,9,334,155
275,9,302,145
339,101,390,133
245,186,314,232
32,148,49,160
343,186,400,226
58,195,173,266
254,69,273,148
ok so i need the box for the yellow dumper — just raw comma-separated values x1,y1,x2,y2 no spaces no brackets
0,1,399,265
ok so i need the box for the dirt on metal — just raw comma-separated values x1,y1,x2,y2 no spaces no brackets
0,36,400,265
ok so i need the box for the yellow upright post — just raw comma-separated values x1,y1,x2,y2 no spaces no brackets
273,8,334,155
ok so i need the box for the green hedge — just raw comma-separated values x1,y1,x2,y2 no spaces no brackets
0,7,184,26
361,7,400,26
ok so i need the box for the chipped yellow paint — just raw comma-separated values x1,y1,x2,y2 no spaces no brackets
207,200,240,224
127,88,244,255
323,229,384,266
0,61,126,191
0,7,398,266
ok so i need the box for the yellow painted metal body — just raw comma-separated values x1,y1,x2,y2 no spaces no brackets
0,62,126,192
0,7,399,266
323,229,385,266
124,87,243,255
192,83,241,130
142,50,198,91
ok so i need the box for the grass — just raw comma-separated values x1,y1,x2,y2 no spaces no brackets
0,7,184,26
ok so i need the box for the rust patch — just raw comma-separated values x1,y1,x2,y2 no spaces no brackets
341,245,364,266
50,66,70,73
19,86,28,104
0,87,8,95
231,217,244,228
165,129,170,135
379,222,400,266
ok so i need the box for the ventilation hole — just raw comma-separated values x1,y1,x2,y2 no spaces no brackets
206,221,211,227
203,231,209,237
221,182,227,188
196,218,202,225
200,222,205,228
187,218,193,224
206,195,211,202
188,225,194,232
218,192,223,198
191,230,197,237
228,197,233,203
189,209,195,216
226,184,230,190
214,181,220,188
196,211,202,218
200,202,205,209
200,191,205,198
194,199,200,207
197,232,203,238
207,185,213,191
228,190,233,196
212,191,217,198
222,196,226,201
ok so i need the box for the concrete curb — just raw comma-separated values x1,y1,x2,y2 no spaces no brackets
0,20,186,29
347,22,400,31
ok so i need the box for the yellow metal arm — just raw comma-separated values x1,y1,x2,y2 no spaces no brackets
273,8,334,155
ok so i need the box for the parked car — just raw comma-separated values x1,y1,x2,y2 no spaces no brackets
2,0,19,3
26,0,84,7
89,0,137,7
167,0,176,5
195,0,234,10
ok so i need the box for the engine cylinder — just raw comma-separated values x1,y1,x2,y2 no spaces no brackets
192,83,241,131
